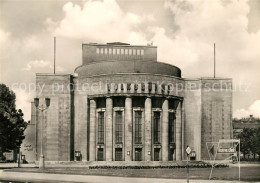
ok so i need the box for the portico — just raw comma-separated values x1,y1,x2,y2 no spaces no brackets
88,94,183,161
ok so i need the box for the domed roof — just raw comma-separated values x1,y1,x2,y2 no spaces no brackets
75,60,181,78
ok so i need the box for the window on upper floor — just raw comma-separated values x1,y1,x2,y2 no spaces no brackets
115,111,123,144
169,112,175,144
153,111,160,144
135,111,142,144
98,112,105,144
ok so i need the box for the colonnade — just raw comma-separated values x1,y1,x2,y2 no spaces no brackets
88,96,182,161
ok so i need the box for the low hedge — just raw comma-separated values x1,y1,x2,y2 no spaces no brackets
89,164,228,169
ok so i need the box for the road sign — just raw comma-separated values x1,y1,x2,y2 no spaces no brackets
186,146,191,155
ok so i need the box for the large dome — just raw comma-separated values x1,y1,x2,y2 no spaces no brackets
75,60,181,78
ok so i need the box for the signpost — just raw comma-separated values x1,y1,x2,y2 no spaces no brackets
186,146,191,183
207,139,240,181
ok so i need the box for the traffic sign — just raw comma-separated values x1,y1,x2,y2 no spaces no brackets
186,146,191,155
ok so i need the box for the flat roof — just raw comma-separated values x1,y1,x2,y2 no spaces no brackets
82,42,157,48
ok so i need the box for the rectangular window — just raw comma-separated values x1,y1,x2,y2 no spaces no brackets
169,113,175,144
137,49,140,55
133,49,136,55
96,48,100,54
98,112,105,144
109,48,112,54
129,49,132,55
117,48,120,54
141,49,144,55
153,112,160,144
104,48,108,54
135,111,142,144
113,48,116,54
125,49,128,55
115,111,123,143
100,48,104,54
121,49,124,54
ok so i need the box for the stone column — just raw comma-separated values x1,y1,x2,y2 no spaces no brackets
106,97,113,161
89,99,96,161
176,101,182,160
162,98,169,161
144,97,152,161
125,96,132,161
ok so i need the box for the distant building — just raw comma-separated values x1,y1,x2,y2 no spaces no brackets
22,42,232,163
232,115,260,138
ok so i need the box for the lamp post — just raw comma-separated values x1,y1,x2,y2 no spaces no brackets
34,97,50,168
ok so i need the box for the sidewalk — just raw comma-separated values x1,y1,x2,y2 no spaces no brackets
0,170,254,183
0,163,37,168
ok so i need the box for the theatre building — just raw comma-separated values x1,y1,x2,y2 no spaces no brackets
22,42,233,163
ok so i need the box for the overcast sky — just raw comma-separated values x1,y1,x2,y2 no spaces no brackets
0,0,259,121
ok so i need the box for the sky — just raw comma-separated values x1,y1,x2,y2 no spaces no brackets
0,0,259,121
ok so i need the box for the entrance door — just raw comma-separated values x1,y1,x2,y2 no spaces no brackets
115,148,123,161
154,148,160,161
169,148,174,161
97,148,104,161
135,148,142,161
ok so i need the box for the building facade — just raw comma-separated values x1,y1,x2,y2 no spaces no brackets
24,42,233,162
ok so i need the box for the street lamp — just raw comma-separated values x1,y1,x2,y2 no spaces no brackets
34,97,50,168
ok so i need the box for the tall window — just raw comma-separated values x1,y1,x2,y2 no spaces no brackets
115,111,123,143
169,112,175,144
98,112,105,144
153,112,160,144
135,111,142,144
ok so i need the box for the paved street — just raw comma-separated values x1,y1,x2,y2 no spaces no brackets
0,170,258,183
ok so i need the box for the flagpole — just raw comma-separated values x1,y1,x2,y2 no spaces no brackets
54,37,56,74
214,43,216,78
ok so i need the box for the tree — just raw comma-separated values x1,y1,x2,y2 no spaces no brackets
0,84,27,158
255,127,260,161
237,128,254,159
250,128,258,160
